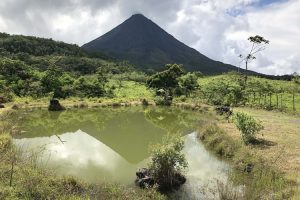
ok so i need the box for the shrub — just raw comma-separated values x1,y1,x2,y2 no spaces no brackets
0,133,11,152
149,134,187,191
233,112,264,144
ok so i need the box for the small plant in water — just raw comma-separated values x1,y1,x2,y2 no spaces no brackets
233,112,264,144
149,134,187,191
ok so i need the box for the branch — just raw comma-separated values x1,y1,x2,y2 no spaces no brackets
55,135,66,144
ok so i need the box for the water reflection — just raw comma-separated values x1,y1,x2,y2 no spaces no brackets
174,133,229,199
15,130,146,184
13,107,228,198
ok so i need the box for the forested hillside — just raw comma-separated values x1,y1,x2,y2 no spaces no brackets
0,32,141,102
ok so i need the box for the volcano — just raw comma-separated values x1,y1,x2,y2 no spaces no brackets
82,14,241,74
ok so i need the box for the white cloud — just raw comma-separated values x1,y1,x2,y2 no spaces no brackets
0,0,299,75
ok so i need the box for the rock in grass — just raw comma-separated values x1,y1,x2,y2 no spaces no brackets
135,168,186,190
12,104,19,110
48,99,65,111
135,168,155,188
215,106,232,116
0,104,4,109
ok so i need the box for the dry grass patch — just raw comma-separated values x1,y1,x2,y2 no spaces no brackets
217,107,300,198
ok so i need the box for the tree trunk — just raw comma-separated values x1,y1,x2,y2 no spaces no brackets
244,61,248,86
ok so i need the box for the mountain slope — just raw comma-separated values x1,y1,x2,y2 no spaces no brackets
82,14,241,74
0,32,86,57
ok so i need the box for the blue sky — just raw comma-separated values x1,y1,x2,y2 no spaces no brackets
258,0,285,6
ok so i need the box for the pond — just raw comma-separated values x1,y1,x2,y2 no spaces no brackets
13,107,229,199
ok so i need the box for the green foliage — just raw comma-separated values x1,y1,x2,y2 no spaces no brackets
41,66,64,98
74,76,106,98
233,112,264,144
0,58,39,96
0,32,84,56
149,134,187,190
0,58,33,84
199,73,300,112
178,72,199,97
147,64,184,91
202,73,245,106
0,133,11,152
147,64,184,105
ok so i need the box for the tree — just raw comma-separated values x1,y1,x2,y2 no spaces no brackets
41,65,63,98
239,35,269,84
147,64,184,105
149,134,187,191
178,72,199,97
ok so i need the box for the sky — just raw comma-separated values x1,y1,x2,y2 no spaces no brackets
0,0,299,75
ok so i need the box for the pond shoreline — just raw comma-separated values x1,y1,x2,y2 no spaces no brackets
0,101,213,200
1,99,299,199
197,122,297,199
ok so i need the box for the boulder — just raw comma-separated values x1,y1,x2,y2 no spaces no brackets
136,168,150,179
136,177,155,188
244,163,254,173
215,106,232,116
135,168,155,188
12,104,19,110
48,99,65,111
0,104,4,109
135,168,186,190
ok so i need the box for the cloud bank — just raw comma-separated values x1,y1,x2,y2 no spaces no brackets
0,0,299,75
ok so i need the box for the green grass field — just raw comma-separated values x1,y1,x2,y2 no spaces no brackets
199,74,300,113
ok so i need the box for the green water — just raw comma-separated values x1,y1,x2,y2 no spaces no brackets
13,107,229,198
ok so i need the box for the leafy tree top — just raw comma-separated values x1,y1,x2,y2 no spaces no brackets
147,64,184,90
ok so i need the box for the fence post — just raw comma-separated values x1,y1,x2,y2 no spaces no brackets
280,94,283,111
293,92,295,111
276,94,279,109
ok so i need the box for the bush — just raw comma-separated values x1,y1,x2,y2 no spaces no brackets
0,133,11,152
149,134,187,191
233,112,264,144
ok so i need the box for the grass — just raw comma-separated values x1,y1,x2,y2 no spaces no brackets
231,108,300,199
2,80,155,110
199,74,300,113
108,80,155,102
198,105,300,199
197,122,296,199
